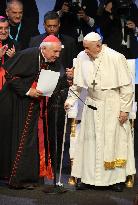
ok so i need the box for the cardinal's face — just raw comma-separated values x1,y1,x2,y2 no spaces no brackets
41,43,62,62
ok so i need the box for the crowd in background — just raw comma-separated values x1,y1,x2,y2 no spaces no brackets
0,0,138,191
0,0,138,58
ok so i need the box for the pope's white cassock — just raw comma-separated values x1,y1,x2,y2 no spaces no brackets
66,45,136,186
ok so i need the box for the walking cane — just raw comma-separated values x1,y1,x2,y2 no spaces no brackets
43,107,68,194
56,112,68,187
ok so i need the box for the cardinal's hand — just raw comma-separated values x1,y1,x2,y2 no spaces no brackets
28,88,43,98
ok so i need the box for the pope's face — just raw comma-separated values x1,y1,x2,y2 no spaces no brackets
0,21,9,41
6,3,23,25
83,40,102,59
41,43,62,62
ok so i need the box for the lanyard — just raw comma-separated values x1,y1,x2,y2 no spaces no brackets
9,23,21,41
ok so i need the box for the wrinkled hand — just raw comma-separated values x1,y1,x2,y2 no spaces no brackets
64,101,71,111
28,88,43,98
6,45,16,58
118,111,128,125
126,20,136,30
66,67,74,86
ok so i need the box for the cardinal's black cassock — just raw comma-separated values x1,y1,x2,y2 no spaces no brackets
0,47,69,188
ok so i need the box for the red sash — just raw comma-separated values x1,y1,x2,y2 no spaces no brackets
32,82,53,179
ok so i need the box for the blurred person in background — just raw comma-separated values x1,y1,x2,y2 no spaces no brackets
5,0,39,49
96,0,138,59
54,0,98,52
0,0,39,37
0,16,20,90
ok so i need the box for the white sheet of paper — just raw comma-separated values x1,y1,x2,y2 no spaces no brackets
36,69,60,97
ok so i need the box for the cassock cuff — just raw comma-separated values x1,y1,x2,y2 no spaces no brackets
26,88,31,96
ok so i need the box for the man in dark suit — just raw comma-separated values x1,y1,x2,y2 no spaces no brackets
0,0,39,27
29,11,77,69
6,0,40,49
29,11,77,172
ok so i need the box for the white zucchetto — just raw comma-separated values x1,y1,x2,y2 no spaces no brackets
83,32,102,42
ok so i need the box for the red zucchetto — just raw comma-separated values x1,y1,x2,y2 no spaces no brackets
43,35,61,43
40,35,64,48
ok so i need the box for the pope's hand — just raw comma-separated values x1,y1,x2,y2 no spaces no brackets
118,111,128,125
28,88,43,98
64,102,71,111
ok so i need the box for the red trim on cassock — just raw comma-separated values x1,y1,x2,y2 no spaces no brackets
0,67,5,90
38,96,53,179
31,81,53,178
9,101,35,185
31,81,37,88
9,80,53,185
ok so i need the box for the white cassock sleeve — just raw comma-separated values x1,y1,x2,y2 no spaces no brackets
66,85,82,106
65,85,82,118
119,83,133,113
